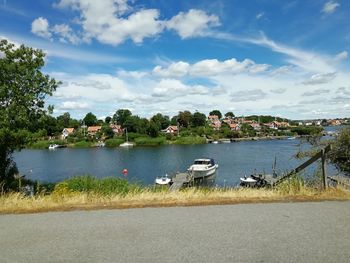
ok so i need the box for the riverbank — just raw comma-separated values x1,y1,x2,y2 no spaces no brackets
1,186,349,214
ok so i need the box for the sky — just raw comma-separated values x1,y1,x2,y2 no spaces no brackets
1,0,350,120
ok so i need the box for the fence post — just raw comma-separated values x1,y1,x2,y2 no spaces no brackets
321,149,327,190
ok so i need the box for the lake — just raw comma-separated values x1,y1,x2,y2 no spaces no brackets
14,126,345,186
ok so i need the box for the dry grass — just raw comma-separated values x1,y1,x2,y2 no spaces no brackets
1,186,350,214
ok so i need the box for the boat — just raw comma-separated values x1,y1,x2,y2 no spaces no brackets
120,128,134,147
287,136,296,140
155,174,172,185
240,176,257,186
187,158,218,179
212,141,219,144
48,144,59,150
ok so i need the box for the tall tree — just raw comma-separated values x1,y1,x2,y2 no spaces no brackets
209,110,222,119
192,112,206,127
83,112,98,126
150,113,170,129
105,116,112,124
113,109,132,127
225,112,235,118
57,112,71,129
0,40,59,190
177,111,192,128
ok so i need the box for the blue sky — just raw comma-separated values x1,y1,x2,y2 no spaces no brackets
1,0,349,120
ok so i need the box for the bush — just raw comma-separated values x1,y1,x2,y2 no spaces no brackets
57,175,140,196
105,138,124,147
135,136,166,146
29,140,64,149
291,126,323,136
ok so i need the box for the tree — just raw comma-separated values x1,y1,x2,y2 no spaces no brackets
225,112,235,118
83,112,98,126
209,110,222,119
113,109,132,127
177,111,192,128
148,121,160,137
151,113,170,129
105,116,112,124
0,40,59,190
192,112,206,127
330,126,350,176
57,112,71,130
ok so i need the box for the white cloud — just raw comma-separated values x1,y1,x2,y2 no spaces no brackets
230,89,267,102
322,1,340,14
166,9,220,39
52,24,80,44
31,17,51,39
58,101,90,110
302,72,337,85
270,88,286,94
152,79,208,98
302,88,330,96
153,58,269,78
256,12,264,20
117,70,148,79
334,51,348,62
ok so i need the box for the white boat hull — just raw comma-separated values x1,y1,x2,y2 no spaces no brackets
188,164,218,179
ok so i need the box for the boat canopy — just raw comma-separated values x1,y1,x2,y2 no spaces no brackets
193,159,215,166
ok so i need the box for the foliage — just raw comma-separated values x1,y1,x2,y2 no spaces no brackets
55,175,140,196
83,112,97,126
0,40,59,191
150,113,170,129
177,111,192,128
74,141,92,148
135,136,166,146
330,126,350,176
104,138,124,147
105,116,111,124
29,140,63,149
209,110,222,119
192,112,206,127
113,109,132,126
225,112,235,118
102,126,114,139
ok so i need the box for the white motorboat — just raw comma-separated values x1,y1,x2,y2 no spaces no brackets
187,158,218,179
240,176,257,184
212,141,219,144
155,174,172,185
48,144,59,150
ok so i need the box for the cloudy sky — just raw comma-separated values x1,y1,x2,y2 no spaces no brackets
1,0,350,120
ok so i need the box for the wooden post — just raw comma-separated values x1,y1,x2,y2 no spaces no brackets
321,149,327,190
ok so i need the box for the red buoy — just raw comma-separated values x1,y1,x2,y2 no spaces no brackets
122,169,128,176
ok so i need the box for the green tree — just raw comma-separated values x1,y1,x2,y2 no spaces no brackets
148,121,160,137
150,113,170,129
192,112,206,127
57,112,71,130
209,110,222,119
177,111,192,128
113,109,132,127
83,112,98,126
225,112,235,118
0,40,59,190
105,116,112,124
330,126,350,176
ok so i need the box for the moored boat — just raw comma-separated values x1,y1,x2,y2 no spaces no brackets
155,174,172,185
187,158,218,179
48,144,59,150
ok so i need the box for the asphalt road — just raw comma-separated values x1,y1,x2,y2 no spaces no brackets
1,201,349,263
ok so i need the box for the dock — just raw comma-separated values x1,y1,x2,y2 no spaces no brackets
169,172,194,191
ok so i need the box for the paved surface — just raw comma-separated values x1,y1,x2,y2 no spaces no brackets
0,201,349,263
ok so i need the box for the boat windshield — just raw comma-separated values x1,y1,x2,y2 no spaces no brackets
194,160,211,165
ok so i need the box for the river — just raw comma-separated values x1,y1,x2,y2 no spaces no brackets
14,126,345,186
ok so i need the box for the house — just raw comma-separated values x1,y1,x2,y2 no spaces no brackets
229,123,241,131
250,122,261,131
264,122,278,130
61,128,75,139
328,119,341,126
87,126,102,136
208,115,221,130
163,125,178,134
109,124,123,135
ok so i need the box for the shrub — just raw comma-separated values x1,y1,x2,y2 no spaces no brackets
74,141,92,148
174,136,206,144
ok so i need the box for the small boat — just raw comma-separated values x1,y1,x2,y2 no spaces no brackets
188,158,218,179
155,174,172,185
287,136,296,140
240,176,257,184
48,144,59,150
212,141,219,144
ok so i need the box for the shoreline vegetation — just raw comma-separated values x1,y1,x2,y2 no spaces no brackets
27,134,318,149
1,175,350,214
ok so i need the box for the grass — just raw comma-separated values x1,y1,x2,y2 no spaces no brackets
104,138,124,147
28,140,64,149
1,181,349,214
135,136,166,146
73,141,92,148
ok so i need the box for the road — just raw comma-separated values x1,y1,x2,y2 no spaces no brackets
1,201,349,263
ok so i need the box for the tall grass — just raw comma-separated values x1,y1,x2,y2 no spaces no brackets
105,138,124,147
135,137,166,146
174,136,206,145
